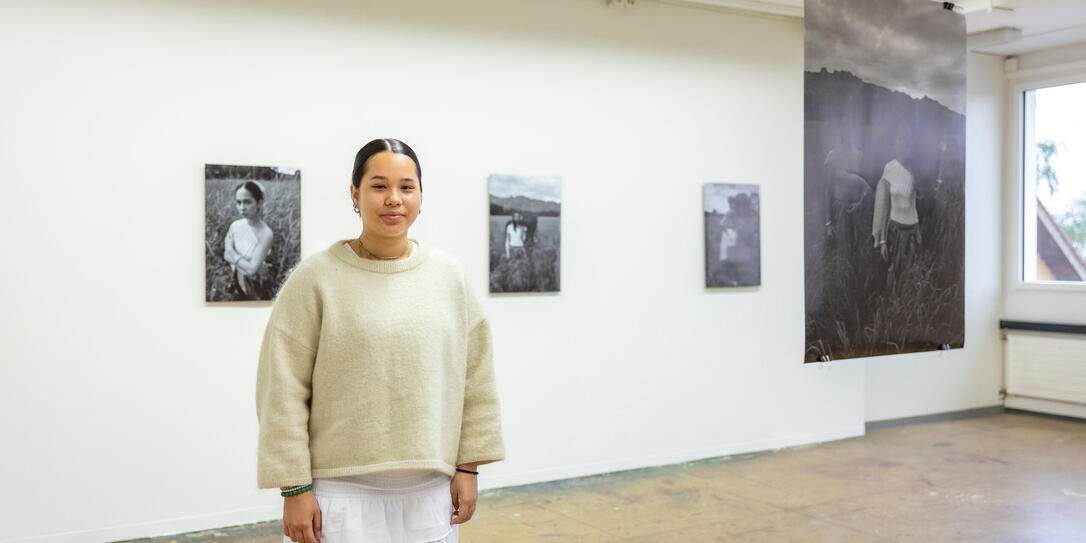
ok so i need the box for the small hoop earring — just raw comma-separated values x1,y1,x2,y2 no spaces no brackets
353,208,359,214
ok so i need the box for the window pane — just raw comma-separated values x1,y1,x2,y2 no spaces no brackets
1026,81,1086,283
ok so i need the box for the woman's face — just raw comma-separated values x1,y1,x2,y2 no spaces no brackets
236,187,259,219
351,151,421,239
893,130,913,162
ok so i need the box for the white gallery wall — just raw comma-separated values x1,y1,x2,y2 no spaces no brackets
864,53,1006,422
0,1,1000,541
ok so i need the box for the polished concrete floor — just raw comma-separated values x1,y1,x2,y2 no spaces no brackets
133,411,1086,542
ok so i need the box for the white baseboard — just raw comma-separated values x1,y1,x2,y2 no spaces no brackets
1005,396,1086,420
1,505,280,543
3,425,863,543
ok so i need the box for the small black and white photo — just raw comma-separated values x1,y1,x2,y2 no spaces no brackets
704,183,761,287
488,174,561,293
204,164,301,302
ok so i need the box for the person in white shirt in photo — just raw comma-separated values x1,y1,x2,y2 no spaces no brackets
504,212,529,260
224,181,274,300
872,127,921,285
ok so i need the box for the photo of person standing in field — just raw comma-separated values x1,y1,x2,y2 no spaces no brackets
205,164,301,302
803,0,966,362
504,212,529,260
703,183,761,288
488,174,560,293
224,181,274,299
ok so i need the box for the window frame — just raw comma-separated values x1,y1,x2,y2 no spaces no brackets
1005,68,1086,292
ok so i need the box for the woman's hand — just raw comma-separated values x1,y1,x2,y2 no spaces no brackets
450,471,478,525
283,492,322,543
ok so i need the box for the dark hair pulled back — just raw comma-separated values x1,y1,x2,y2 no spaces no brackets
352,138,422,191
235,181,265,201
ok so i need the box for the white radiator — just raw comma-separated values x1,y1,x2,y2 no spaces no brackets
1004,331,1086,419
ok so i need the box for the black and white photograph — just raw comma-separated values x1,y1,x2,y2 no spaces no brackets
704,183,761,288
804,0,966,362
489,174,561,293
204,164,301,302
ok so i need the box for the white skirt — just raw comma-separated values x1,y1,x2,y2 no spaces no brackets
283,473,458,543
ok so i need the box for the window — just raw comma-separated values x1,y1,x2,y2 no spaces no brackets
1022,80,1086,283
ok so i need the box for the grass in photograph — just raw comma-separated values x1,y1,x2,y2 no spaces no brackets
803,107,966,361
489,215,560,293
705,206,760,287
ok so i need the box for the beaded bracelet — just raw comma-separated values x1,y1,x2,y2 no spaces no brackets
281,484,313,497
456,468,479,475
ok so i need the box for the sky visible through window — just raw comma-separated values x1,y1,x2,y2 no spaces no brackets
1035,81,1086,218
1034,80,1086,271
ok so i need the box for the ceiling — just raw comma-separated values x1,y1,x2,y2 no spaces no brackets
660,0,1086,56
959,0,1086,55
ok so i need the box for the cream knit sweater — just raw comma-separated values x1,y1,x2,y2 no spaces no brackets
255,240,505,489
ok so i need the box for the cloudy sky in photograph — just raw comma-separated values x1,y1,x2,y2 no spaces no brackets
704,183,758,215
806,0,966,114
488,174,562,203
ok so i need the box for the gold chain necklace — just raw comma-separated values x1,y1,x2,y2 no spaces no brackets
356,237,411,260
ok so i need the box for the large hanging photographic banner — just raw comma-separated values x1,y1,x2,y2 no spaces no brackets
205,164,301,302
488,174,561,293
804,0,966,362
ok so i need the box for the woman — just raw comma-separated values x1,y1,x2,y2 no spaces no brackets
256,138,505,543
822,122,870,254
224,181,274,300
872,130,921,285
718,215,738,261
503,212,528,260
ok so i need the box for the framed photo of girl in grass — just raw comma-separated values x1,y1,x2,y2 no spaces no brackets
488,174,561,293
204,164,301,302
